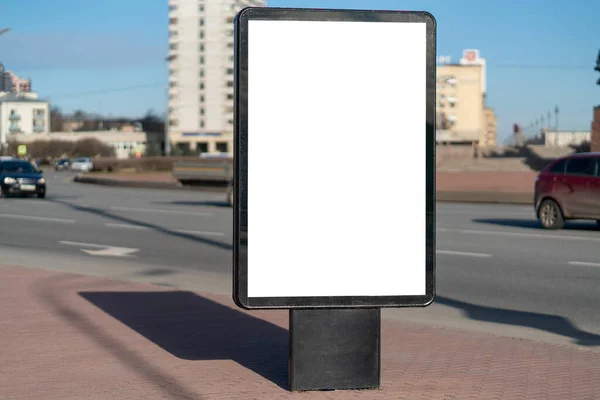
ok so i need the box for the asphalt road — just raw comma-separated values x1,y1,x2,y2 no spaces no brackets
3,170,600,350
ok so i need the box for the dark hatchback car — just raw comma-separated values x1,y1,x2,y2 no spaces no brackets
0,159,46,198
54,158,72,171
535,152,600,229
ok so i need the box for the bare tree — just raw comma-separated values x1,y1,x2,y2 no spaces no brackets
50,107,64,132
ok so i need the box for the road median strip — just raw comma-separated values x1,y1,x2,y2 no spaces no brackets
73,174,228,193
74,173,535,205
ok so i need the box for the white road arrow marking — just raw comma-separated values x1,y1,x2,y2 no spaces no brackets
59,241,139,257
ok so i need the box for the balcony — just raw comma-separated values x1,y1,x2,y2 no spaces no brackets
33,125,45,132
9,113,21,121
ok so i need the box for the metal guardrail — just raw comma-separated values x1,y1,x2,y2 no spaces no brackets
172,159,233,183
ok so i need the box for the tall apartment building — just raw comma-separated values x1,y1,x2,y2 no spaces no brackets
6,71,32,93
436,49,496,147
0,64,8,92
0,65,32,93
167,0,265,155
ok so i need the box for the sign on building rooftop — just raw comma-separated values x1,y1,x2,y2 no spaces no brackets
233,7,436,310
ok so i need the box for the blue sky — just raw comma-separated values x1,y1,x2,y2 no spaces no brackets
0,0,597,142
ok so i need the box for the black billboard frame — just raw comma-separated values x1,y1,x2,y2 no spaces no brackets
233,7,437,311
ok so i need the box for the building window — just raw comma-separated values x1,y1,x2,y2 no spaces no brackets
199,82,204,90
33,109,45,132
227,119,233,125
169,43,178,50
200,56,205,64
226,16,234,24
200,120,205,128
227,42,234,48
199,43,205,52
199,5,204,11
227,94,234,100
8,110,21,133
200,18,205,26
229,55,234,62
228,29,234,36
170,119,178,127
169,4,177,11
225,106,234,113
177,142,190,154
226,68,234,75
169,81,177,87
197,143,208,153
200,69,204,78
9,109,20,120
216,142,229,152
169,30,177,37
200,108,205,116
200,95,205,103
200,30,204,39
169,18,178,25
226,81,233,87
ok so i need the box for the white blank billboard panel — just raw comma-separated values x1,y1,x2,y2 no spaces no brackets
246,19,427,298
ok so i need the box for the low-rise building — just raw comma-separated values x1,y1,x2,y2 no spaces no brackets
7,130,151,159
0,92,49,146
544,130,591,148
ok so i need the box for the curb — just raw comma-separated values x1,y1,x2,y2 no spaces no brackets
436,191,532,205
73,175,533,205
73,175,228,193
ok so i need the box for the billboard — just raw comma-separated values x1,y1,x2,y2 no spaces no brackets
233,7,436,309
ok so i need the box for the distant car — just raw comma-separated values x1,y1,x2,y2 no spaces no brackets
535,152,600,229
70,157,93,172
200,153,230,159
0,159,46,198
54,158,72,171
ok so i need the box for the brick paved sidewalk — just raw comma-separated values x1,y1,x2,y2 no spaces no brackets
2,264,598,400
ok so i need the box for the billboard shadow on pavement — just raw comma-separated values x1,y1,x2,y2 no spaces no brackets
79,291,288,389
436,296,600,346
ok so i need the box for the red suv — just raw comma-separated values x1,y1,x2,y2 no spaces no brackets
535,153,600,229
